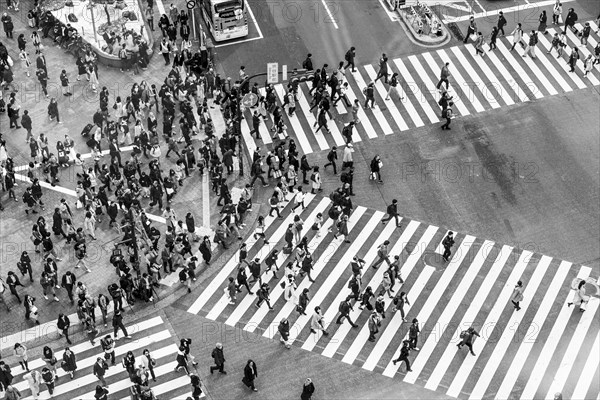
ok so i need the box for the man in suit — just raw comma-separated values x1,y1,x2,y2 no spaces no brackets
93,357,109,387
36,52,48,77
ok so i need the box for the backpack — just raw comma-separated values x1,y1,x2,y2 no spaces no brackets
345,50,351,61
310,173,316,182
386,204,395,215
302,59,309,69
339,301,346,312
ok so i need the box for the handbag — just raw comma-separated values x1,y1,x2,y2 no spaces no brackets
311,223,318,231
280,281,286,289
31,305,38,315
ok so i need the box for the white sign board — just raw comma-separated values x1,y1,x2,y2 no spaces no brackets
267,63,279,84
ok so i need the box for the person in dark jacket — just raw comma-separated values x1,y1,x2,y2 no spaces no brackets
278,318,291,349
336,299,358,327
198,236,212,265
57,313,72,344
381,199,400,227
92,357,109,387
62,347,77,379
457,326,480,355
242,359,258,392
209,343,226,374
392,340,413,371
112,309,129,339
301,377,315,400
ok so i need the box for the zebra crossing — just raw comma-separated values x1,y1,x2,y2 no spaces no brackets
5,316,200,400
186,194,599,399
238,21,600,156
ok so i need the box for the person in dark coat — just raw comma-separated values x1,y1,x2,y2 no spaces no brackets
57,313,72,344
457,326,480,356
209,343,226,374
301,378,315,400
242,359,258,392
198,236,212,264
62,347,77,379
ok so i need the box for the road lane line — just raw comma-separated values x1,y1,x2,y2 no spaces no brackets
297,84,336,149
320,0,339,29
522,33,573,92
542,29,594,87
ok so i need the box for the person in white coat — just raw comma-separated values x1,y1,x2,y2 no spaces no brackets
83,211,96,240
310,306,329,336
23,370,42,399
567,280,590,312
310,166,322,194
284,274,297,301
510,23,524,51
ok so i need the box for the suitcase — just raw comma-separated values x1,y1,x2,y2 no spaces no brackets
86,138,96,148
81,123,94,136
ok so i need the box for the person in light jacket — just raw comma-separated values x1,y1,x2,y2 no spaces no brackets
567,279,589,312
4,385,22,400
23,370,42,399
13,343,29,371
141,349,157,382
511,281,524,311
510,23,523,51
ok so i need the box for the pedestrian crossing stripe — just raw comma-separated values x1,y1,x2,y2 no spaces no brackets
183,198,599,399
6,316,203,399
238,23,600,155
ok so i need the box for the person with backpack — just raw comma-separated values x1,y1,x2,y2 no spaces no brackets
563,7,577,33
381,199,401,227
335,298,358,327
568,46,580,73
392,291,410,321
371,240,392,269
441,101,454,130
341,121,355,144
256,282,273,310
363,82,375,108
457,326,480,355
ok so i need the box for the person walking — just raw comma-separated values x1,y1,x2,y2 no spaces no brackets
392,340,413,372
463,16,477,43
242,360,258,392
23,370,42,399
474,32,486,56
209,343,226,374
538,10,548,34
301,378,315,400
41,367,56,398
567,279,589,312
523,30,538,58
100,334,116,365
190,374,203,399
568,47,580,73
344,46,356,72
371,240,392,269
333,214,351,243
374,53,389,83
457,326,480,355
381,199,401,227
552,1,562,25
175,346,191,375
363,82,376,108
563,7,577,33
62,347,77,379
256,282,274,310
511,280,524,311
13,343,29,371
6,271,24,304
510,23,524,51
441,101,454,130
336,298,358,327
368,311,382,342
408,318,421,350
278,318,292,349
324,146,338,175
385,73,403,101
392,291,410,321
56,313,72,344
112,310,130,339
497,11,507,36
442,231,455,262
436,62,450,91
93,357,109,387
310,306,329,335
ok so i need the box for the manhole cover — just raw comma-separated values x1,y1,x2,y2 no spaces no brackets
423,251,447,270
